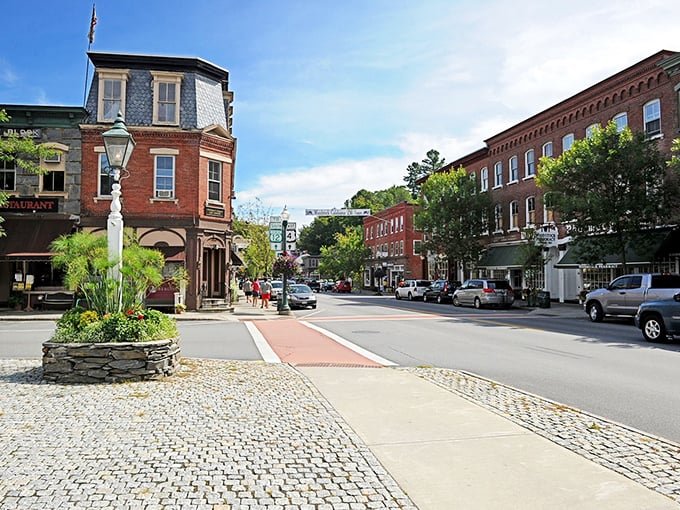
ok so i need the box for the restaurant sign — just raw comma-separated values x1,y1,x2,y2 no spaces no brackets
0,197,59,212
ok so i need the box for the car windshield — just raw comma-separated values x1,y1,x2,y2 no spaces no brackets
271,281,283,289
290,285,312,293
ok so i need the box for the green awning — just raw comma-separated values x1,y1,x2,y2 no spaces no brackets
477,245,524,269
555,229,677,268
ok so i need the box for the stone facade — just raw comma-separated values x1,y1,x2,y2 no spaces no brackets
42,338,180,383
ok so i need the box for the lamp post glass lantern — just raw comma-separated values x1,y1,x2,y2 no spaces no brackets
278,206,291,314
102,112,135,312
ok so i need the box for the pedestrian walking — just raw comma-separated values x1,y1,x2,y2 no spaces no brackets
251,279,261,307
243,277,253,303
260,278,272,309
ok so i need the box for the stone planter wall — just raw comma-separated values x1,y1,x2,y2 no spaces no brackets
42,338,181,383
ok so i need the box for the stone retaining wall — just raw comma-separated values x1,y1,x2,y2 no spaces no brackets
42,338,181,383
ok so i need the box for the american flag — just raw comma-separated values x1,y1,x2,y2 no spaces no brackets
88,4,97,45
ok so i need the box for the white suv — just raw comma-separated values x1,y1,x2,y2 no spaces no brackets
395,279,432,301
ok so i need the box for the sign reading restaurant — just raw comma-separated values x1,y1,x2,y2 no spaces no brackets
0,197,59,212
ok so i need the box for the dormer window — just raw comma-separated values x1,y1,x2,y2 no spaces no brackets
97,69,129,122
151,71,183,125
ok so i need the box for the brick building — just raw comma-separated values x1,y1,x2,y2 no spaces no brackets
80,52,236,310
0,105,86,306
427,50,680,301
363,202,426,289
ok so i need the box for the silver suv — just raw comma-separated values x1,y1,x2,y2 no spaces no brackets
395,279,432,301
452,279,514,309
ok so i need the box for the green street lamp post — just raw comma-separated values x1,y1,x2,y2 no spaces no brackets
278,205,292,315
102,112,136,312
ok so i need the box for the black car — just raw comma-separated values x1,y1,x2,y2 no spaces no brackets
422,280,460,304
305,279,321,292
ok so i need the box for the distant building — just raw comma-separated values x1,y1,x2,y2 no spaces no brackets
0,105,86,306
363,202,426,290
80,52,237,310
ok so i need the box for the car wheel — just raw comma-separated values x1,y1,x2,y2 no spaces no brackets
407,292,413,301
474,297,482,309
423,294,428,302
437,295,443,304
453,296,461,307
641,314,666,342
311,304,317,309
395,291,401,300
587,302,603,322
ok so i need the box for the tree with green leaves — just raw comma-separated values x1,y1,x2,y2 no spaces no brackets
404,149,446,198
232,218,274,279
318,225,370,285
0,109,58,236
416,167,492,280
537,122,680,272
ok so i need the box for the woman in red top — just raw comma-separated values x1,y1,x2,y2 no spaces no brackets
251,279,261,307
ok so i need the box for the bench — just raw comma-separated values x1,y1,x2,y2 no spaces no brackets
41,292,75,310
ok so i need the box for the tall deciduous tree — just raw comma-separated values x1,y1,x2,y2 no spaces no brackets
318,225,370,284
537,122,680,272
404,149,446,198
416,167,492,279
232,218,275,279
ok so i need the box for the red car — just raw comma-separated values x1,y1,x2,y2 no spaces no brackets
333,280,352,293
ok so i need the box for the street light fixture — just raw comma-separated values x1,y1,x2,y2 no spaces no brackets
102,112,136,312
278,205,292,315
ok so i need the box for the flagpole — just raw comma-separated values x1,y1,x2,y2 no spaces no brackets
83,4,97,108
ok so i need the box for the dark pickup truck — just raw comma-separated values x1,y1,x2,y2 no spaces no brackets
634,292,680,342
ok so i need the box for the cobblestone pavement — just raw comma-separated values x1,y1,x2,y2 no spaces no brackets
0,359,416,510
406,367,680,505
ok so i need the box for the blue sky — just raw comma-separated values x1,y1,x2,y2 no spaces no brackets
2,0,680,228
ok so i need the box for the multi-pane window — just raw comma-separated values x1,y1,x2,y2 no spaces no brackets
613,112,628,132
494,204,503,231
544,193,555,223
562,133,574,152
102,79,122,121
208,160,222,201
542,141,553,158
481,167,488,191
413,240,422,255
42,168,64,192
400,215,404,231
97,70,128,123
525,150,535,177
526,197,536,225
494,161,503,187
155,156,175,198
152,71,182,125
400,240,404,256
510,201,519,229
99,154,113,196
509,156,518,182
0,159,16,191
644,99,661,137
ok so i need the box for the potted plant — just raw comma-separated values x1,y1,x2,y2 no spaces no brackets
42,231,181,383
174,303,186,314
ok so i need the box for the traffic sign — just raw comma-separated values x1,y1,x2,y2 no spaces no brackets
286,222,297,242
269,230,283,243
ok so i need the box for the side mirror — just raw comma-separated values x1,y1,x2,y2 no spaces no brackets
674,292,680,302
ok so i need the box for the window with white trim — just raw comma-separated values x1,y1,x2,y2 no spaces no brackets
400,240,404,256
413,239,422,255
0,159,16,191
509,200,519,230
525,149,535,177
526,196,536,225
98,154,113,197
562,133,574,152
644,99,661,137
151,71,183,125
494,161,502,187
400,215,404,231
613,112,628,132
585,124,600,139
542,141,553,158
208,160,222,202
155,156,175,199
481,167,488,191
40,144,68,193
97,69,129,122
509,156,518,183
494,204,503,231
544,193,555,223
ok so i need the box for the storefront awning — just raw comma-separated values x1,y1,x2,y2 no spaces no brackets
230,249,244,267
0,218,76,261
477,244,524,269
555,229,677,268
153,245,185,263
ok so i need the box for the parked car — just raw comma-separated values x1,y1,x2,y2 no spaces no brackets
286,284,317,309
321,280,335,292
422,280,460,304
305,279,321,292
584,273,680,322
452,279,514,309
634,292,680,342
395,279,432,301
270,280,283,301
333,280,352,293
